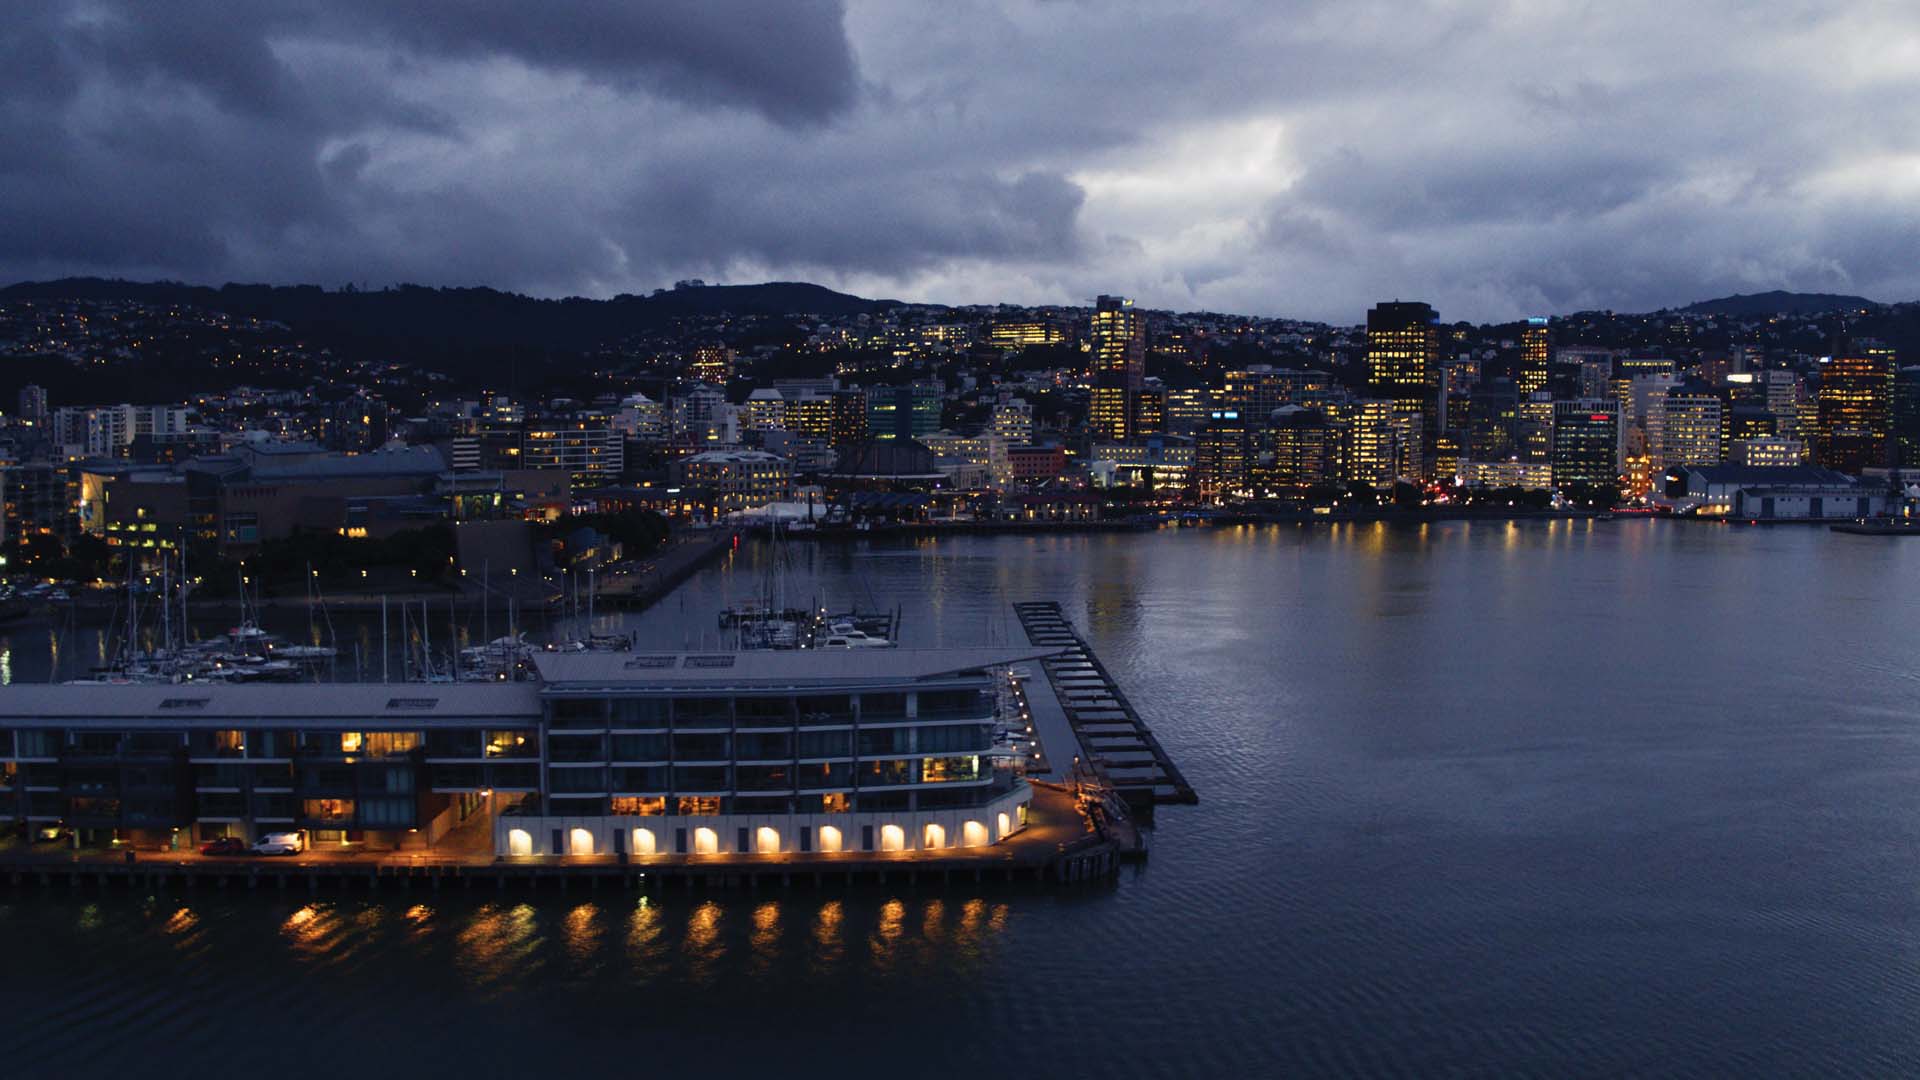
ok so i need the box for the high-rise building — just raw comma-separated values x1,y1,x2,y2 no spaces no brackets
1894,367,1920,469
1647,389,1722,469
688,344,734,385
1365,302,1439,478
1518,318,1551,397
1132,389,1165,436
1267,407,1331,489
1816,351,1894,473
1332,399,1401,488
1365,301,1439,415
1089,295,1147,441
1550,401,1619,491
866,382,943,441
1194,410,1253,503
16,385,46,426
1467,378,1519,461
1163,389,1217,437
1516,393,1554,463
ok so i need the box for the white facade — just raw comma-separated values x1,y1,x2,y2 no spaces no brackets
496,785,1032,858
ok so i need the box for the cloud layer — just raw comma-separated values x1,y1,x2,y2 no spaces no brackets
5,0,1920,322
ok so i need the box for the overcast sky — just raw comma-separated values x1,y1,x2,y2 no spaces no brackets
5,1,1919,323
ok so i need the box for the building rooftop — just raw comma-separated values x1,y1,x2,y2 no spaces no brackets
533,647,1057,691
1678,465,1857,487
0,682,541,728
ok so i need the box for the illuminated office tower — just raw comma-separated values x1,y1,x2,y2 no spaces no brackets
987,320,1065,350
1647,389,1722,469
1720,405,1775,463
688,344,734,385
1518,318,1551,397
1132,389,1165,436
1333,399,1400,488
1366,302,1439,478
1816,351,1894,473
1194,410,1253,503
1268,406,1331,489
1467,378,1519,460
866,382,943,442
1163,388,1217,436
1366,301,1439,416
1516,393,1554,463
1089,295,1146,441
1550,401,1619,490
1895,368,1920,468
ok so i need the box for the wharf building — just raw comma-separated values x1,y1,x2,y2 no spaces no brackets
0,649,1040,859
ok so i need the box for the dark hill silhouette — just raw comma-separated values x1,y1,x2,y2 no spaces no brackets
0,278,894,352
1678,290,1881,316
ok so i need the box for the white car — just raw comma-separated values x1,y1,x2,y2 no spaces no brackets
251,832,304,856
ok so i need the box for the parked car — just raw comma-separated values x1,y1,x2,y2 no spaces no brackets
198,836,247,856
251,832,303,856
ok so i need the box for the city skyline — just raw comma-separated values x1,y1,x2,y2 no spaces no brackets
7,3,1920,323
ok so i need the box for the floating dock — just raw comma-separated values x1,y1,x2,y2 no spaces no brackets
1012,601,1197,811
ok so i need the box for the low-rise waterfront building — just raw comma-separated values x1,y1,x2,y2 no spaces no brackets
0,649,1042,859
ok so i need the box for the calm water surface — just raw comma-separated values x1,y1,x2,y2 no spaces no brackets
8,520,1920,1077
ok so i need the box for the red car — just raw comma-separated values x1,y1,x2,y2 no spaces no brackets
198,836,247,856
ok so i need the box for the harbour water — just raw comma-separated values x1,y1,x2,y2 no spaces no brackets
8,520,1920,1076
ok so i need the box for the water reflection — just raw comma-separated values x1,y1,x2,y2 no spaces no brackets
684,900,724,985
749,900,782,975
869,898,905,971
562,902,605,979
454,902,544,998
810,900,844,974
626,898,666,971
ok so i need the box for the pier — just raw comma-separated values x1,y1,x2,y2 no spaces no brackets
1013,601,1197,812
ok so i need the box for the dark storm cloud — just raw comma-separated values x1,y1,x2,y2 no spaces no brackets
5,0,1920,320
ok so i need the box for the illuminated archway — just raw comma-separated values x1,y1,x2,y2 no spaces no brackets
507,828,533,856
962,820,988,847
693,827,719,855
879,824,905,852
819,825,843,853
923,823,946,849
996,812,1012,840
632,827,656,855
756,826,780,854
568,828,594,856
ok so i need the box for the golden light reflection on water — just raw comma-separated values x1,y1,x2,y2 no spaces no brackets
685,900,724,984
163,906,198,935
454,902,544,996
749,900,781,973
868,898,905,970
562,902,605,973
810,900,844,972
626,898,666,968
280,902,344,959
920,898,946,946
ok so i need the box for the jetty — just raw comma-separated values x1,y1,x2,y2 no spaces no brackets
1012,601,1197,813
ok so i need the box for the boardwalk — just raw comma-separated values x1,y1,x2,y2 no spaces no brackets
1012,601,1198,809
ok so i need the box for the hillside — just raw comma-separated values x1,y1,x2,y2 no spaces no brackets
1679,290,1882,317
0,278,894,352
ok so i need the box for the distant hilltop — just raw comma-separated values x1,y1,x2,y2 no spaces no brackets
1677,290,1883,317
0,277,896,351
